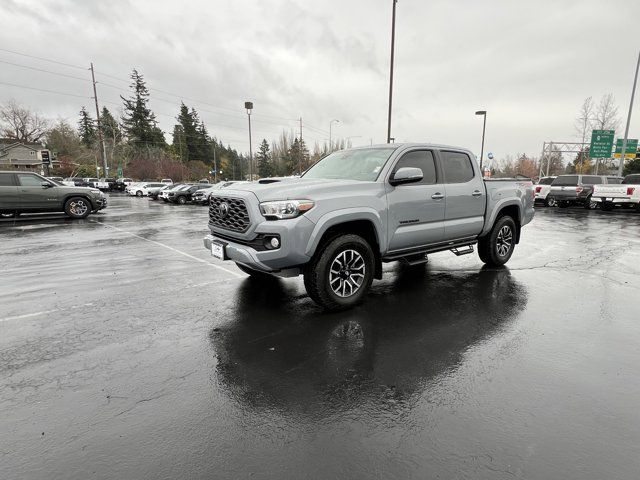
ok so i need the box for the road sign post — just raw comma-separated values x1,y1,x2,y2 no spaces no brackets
589,130,615,159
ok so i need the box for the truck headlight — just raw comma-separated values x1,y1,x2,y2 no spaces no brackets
259,200,314,219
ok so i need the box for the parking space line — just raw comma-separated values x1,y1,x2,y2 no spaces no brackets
90,220,244,278
0,309,59,323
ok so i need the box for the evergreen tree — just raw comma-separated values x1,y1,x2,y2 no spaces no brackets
78,106,95,147
100,107,121,143
287,137,309,174
176,103,199,161
120,69,161,146
256,139,273,178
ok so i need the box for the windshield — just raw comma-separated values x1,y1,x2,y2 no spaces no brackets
303,148,396,181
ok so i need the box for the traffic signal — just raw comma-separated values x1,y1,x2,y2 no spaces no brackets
39,150,51,165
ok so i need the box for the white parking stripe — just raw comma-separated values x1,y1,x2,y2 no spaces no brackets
0,309,59,323
90,220,244,278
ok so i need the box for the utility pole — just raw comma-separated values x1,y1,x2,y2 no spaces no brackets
245,101,254,180
618,50,640,176
213,147,218,183
90,63,108,178
387,0,398,144
299,117,303,175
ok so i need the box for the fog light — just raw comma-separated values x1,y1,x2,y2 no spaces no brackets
270,237,280,248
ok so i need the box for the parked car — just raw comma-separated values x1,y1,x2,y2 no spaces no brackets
101,178,118,191
63,177,91,187
148,184,175,200
83,178,110,191
46,177,65,184
115,178,134,192
0,171,107,219
127,182,167,197
592,173,640,211
161,178,173,184
167,184,211,204
534,176,557,206
547,174,618,209
192,181,244,205
159,184,188,202
203,143,535,310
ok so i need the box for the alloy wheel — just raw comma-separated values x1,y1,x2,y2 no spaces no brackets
70,200,88,217
329,249,366,298
496,225,513,257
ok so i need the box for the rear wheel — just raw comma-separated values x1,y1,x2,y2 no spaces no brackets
64,197,91,219
584,196,597,210
544,196,557,207
177,196,187,205
304,234,374,311
478,216,516,266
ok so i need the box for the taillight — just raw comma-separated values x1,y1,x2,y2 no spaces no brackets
576,186,584,194
627,187,635,196
535,186,542,193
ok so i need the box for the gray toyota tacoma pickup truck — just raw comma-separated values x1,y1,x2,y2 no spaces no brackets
204,144,534,310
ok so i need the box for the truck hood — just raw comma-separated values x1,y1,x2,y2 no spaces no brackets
223,177,378,202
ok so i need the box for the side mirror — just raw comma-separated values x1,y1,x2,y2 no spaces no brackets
390,167,423,186
41,182,53,188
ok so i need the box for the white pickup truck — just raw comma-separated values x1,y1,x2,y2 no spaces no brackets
592,174,640,211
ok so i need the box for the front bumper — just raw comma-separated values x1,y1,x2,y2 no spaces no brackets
203,215,315,272
94,195,108,210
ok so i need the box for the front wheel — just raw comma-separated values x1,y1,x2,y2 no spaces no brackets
136,190,143,197
64,197,91,219
304,234,375,311
177,196,187,205
478,216,516,266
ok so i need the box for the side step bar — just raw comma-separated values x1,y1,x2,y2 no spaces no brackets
450,245,474,256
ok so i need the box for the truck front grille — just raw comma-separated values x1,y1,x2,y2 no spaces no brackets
209,196,250,233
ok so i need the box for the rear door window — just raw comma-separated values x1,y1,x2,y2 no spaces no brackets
441,151,475,183
538,177,555,185
0,173,15,186
606,177,623,184
392,150,437,184
551,176,579,186
622,175,640,184
582,176,603,184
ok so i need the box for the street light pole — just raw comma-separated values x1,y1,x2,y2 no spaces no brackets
245,101,253,180
475,110,487,172
387,0,398,144
618,50,640,177
329,119,339,150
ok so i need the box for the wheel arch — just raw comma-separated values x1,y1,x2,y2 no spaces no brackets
483,202,522,243
306,210,385,279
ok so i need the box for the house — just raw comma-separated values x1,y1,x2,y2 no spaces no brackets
0,139,55,169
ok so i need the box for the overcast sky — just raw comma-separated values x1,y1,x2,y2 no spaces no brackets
1,0,639,162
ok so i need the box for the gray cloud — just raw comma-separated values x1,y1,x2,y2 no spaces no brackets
1,0,638,159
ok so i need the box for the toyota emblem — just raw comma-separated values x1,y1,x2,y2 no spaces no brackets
219,202,230,218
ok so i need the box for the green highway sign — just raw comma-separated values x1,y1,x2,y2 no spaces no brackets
117,165,123,177
589,130,615,158
614,138,638,158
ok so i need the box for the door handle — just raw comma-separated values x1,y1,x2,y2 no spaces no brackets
431,193,444,200
472,190,482,197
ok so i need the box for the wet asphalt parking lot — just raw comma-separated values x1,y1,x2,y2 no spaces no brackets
1,194,640,479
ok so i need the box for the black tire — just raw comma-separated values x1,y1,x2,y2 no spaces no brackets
177,196,187,205
136,190,143,197
544,196,557,207
601,201,614,211
583,195,597,210
303,234,375,311
235,263,275,279
557,201,569,208
478,216,517,266
64,196,92,219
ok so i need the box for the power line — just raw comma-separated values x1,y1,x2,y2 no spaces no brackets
0,81,90,99
0,47,86,71
0,59,90,82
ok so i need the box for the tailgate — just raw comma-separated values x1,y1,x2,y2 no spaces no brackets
593,185,629,198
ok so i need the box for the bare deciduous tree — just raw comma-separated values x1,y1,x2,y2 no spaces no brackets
593,93,620,132
0,99,50,142
574,97,594,143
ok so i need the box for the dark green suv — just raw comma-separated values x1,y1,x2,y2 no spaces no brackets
0,171,107,219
